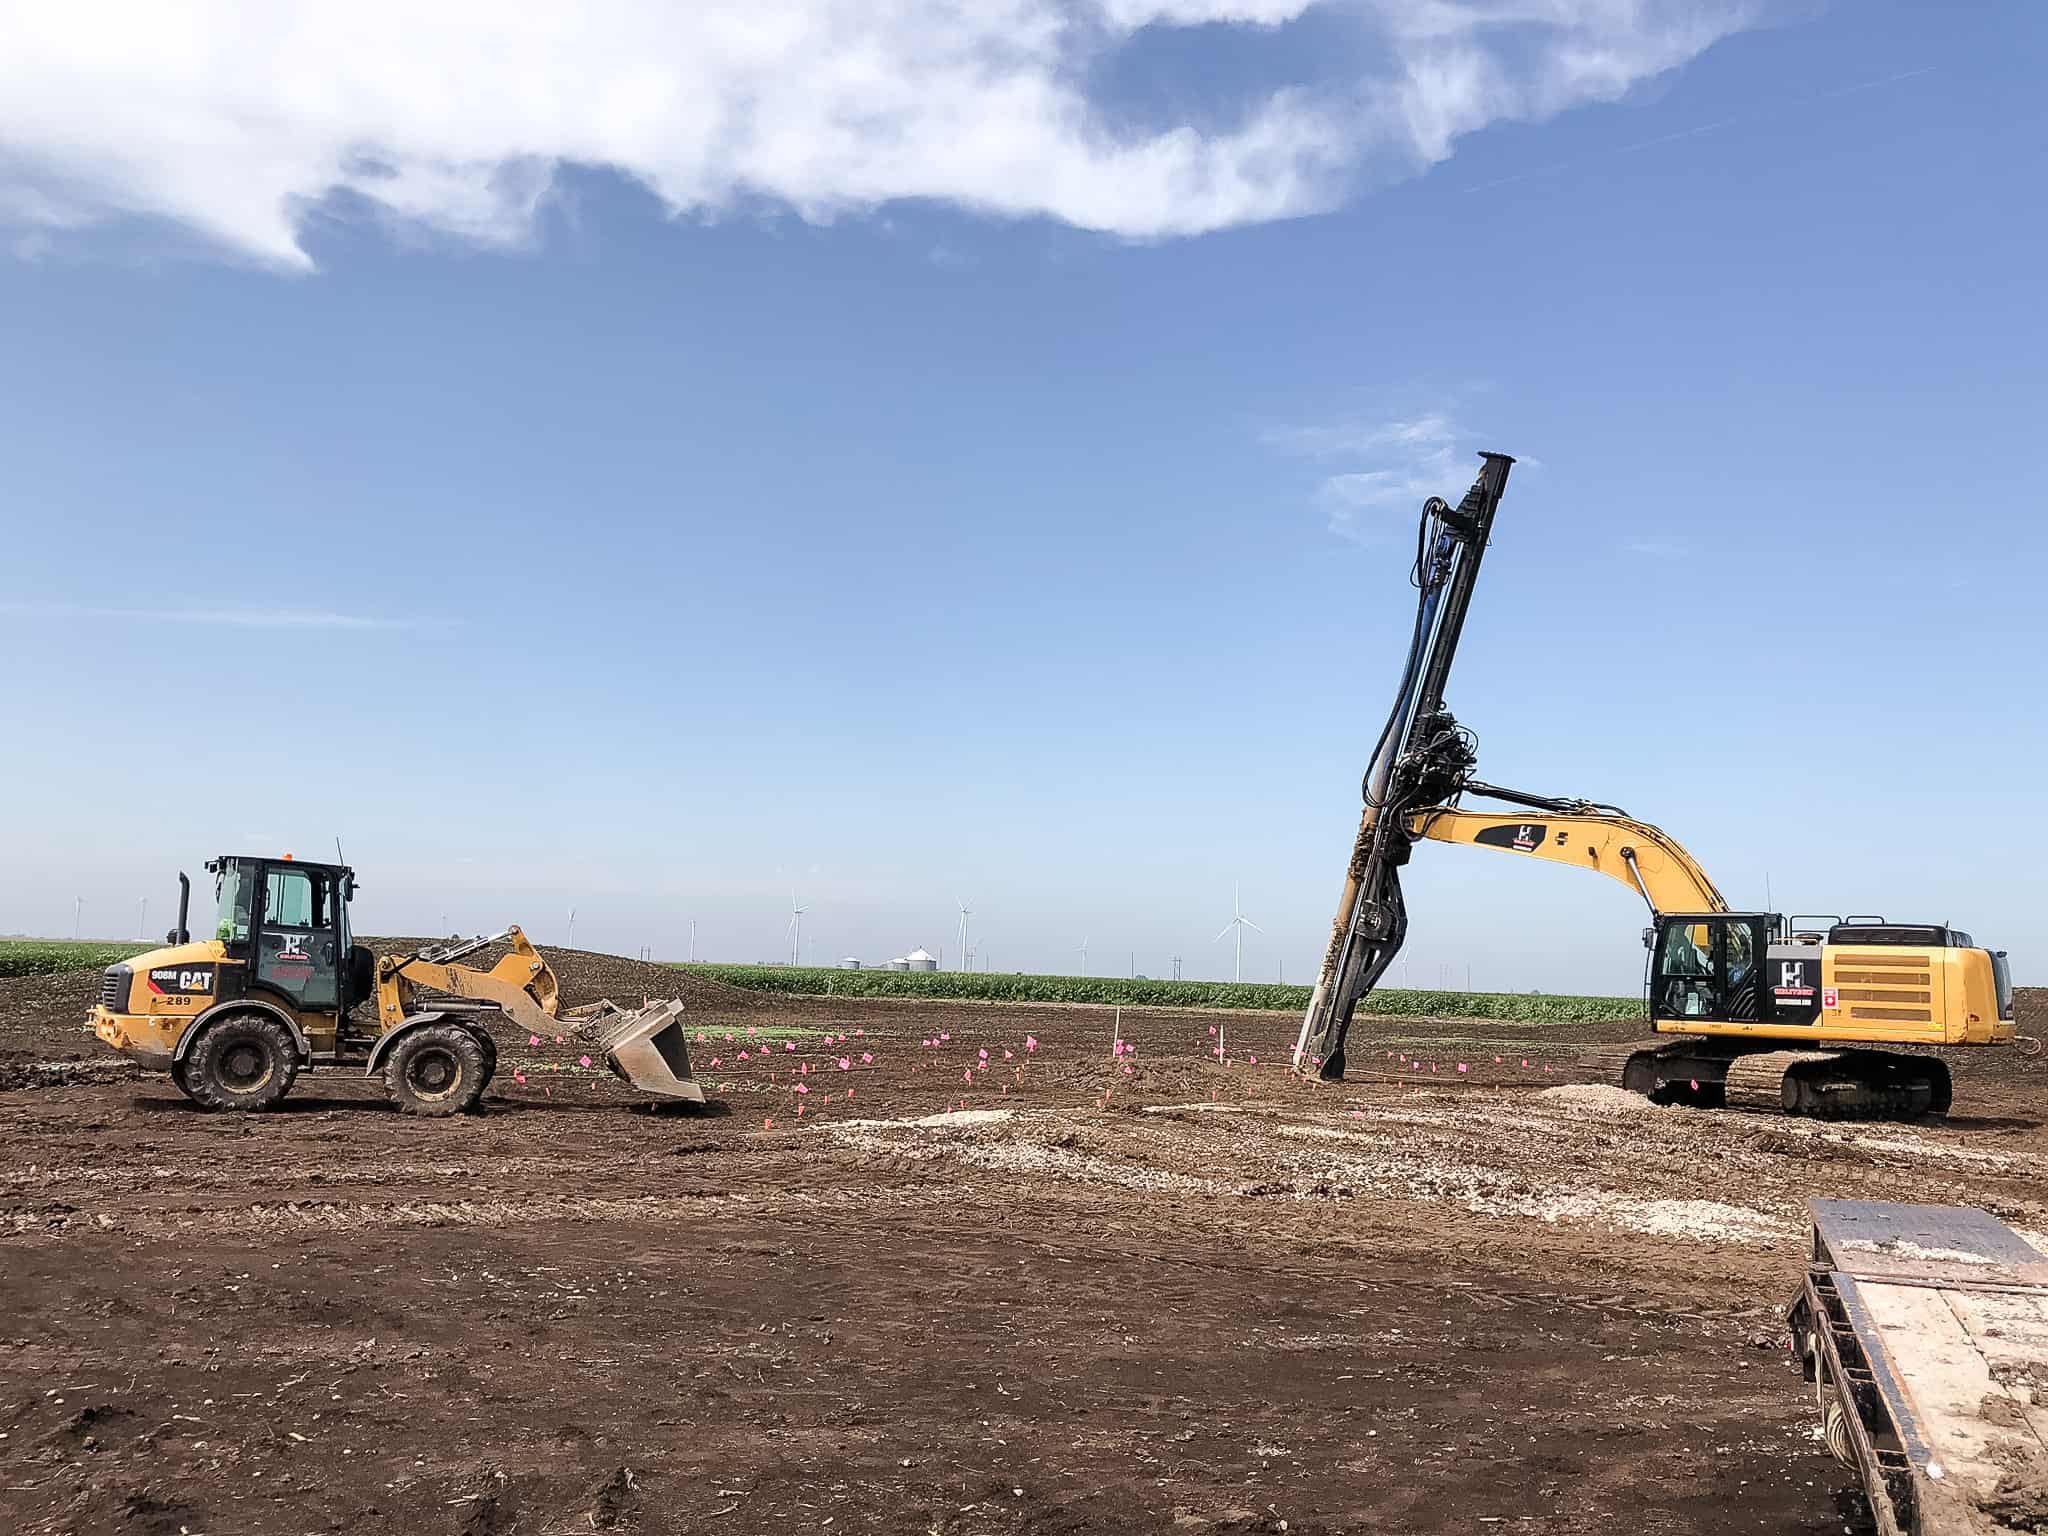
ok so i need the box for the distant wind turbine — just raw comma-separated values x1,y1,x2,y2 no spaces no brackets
787,894,807,966
956,897,972,973
1076,937,1089,976
1214,883,1262,984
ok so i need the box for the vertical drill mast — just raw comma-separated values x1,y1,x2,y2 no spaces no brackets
1292,452,1515,1081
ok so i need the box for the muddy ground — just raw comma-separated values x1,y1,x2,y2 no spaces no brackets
3,956,2043,1535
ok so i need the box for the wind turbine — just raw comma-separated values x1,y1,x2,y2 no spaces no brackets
787,893,807,967
1076,937,1089,976
1214,883,1262,983
955,897,972,973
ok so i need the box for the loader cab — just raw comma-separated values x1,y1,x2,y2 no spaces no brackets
1648,913,1776,1024
207,855,369,1017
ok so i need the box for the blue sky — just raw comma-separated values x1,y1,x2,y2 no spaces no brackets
2,1,2042,989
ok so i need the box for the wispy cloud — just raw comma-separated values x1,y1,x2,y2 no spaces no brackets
0,2,1759,268
1264,411,1474,541
0,601,410,630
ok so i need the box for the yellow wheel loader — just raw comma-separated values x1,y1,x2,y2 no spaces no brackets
1294,454,2017,1119
88,854,702,1114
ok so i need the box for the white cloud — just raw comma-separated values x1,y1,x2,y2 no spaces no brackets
0,601,408,629
1265,412,1481,539
0,1,1756,267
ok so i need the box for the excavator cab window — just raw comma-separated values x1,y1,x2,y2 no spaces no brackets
1653,916,1767,1023
1658,923,1719,1017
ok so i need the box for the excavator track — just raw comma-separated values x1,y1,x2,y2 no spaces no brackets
1576,1039,1673,1093
1722,1050,1841,1114
1576,1040,1951,1121
1720,1049,1949,1122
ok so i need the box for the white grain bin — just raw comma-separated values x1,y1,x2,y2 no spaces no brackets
886,957,911,972
839,957,862,970
905,948,939,972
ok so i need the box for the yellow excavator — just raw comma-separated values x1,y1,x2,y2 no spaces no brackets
88,853,702,1114
1294,454,2016,1119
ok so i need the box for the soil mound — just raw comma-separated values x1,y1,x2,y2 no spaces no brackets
0,969,105,1060
1538,1082,1668,1114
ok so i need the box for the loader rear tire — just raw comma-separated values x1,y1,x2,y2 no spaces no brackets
384,1024,489,1117
181,1011,300,1113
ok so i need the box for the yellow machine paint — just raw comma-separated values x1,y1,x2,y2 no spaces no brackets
1384,805,2015,1115
90,855,702,1114
1291,451,2016,1117
1409,809,2014,1051
91,938,237,1067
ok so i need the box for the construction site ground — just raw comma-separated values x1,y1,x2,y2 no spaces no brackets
3,954,2043,1536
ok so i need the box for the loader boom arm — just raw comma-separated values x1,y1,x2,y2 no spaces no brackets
374,925,565,1034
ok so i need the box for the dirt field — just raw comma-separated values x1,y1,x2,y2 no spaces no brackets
3,956,2044,1535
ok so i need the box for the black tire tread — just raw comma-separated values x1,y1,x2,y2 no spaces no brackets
384,1024,489,1117
180,1011,300,1113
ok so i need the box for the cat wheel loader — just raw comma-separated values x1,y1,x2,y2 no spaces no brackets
88,854,703,1114
1294,453,2017,1120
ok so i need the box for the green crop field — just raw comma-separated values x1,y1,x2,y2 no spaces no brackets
0,940,153,979
675,963,1642,1024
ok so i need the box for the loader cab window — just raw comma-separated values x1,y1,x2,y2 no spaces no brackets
266,868,315,926
216,863,255,947
255,865,340,1010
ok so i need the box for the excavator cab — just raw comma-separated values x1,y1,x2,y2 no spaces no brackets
1649,913,1772,1023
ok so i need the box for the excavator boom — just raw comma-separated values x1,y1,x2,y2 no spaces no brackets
1408,799,1729,917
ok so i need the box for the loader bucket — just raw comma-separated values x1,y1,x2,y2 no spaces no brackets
575,998,705,1104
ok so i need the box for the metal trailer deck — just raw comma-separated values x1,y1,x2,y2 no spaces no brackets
1790,1199,2048,1534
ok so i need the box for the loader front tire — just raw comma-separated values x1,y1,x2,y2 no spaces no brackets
384,1024,489,1117
180,1011,300,1113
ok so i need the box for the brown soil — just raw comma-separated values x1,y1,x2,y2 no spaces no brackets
3,962,2045,1534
